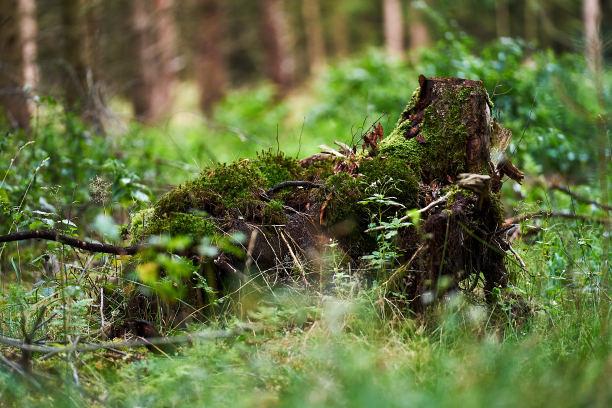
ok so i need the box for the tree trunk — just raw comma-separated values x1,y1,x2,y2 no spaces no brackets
131,0,154,121
331,1,349,58
524,0,538,43
383,0,404,57
131,0,177,123
408,0,429,50
0,0,36,129
127,75,522,320
301,0,326,73
258,0,294,91
196,0,228,115
583,0,601,75
495,0,510,38
151,0,177,120
61,0,87,112
19,0,37,98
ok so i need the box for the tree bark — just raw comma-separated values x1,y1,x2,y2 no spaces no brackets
383,0,404,57
0,0,36,129
151,0,177,119
196,0,228,115
524,0,538,43
408,0,429,50
131,0,178,123
331,1,349,57
18,0,37,97
495,0,510,38
301,0,326,73
583,0,602,75
258,0,294,91
61,0,87,112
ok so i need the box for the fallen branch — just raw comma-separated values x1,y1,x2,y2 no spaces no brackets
0,229,142,255
502,211,611,227
551,184,612,211
265,180,322,196
0,326,254,355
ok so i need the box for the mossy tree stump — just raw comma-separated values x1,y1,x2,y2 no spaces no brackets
126,75,522,321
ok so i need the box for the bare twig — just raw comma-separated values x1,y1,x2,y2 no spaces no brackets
0,229,142,255
383,244,425,288
265,180,322,196
279,230,309,286
551,184,612,211
508,243,526,269
0,326,255,355
502,211,611,228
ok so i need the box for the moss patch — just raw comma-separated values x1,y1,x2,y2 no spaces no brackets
379,84,475,182
131,151,312,241
255,149,305,187
320,173,364,226
359,156,419,208
130,210,216,242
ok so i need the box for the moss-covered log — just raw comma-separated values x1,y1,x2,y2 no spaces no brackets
124,75,522,321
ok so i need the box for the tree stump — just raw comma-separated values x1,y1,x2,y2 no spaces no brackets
125,75,522,320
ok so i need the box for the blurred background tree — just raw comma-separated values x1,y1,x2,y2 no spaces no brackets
3,0,609,127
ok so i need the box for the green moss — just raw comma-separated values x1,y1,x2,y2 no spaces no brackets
255,150,305,188
304,157,337,180
320,173,365,226
264,199,286,223
152,212,216,236
153,160,267,220
130,210,216,242
379,84,476,182
129,208,156,242
359,156,419,208
488,192,505,226
134,150,312,240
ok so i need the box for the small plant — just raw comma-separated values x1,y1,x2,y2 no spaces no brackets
359,183,413,275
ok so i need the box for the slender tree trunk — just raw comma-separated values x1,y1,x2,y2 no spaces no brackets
524,0,537,43
19,0,38,95
131,0,178,123
301,0,326,73
583,0,601,74
409,0,429,50
331,1,349,58
0,0,36,128
196,0,228,115
61,0,87,112
151,0,177,119
132,0,154,121
258,0,294,91
495,0,510,38
383,0,404,57
583,0,609,300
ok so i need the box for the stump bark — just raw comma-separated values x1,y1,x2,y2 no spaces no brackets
125,75,522,321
